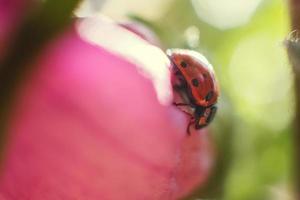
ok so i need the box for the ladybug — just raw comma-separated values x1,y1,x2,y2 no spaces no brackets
166,49,219,134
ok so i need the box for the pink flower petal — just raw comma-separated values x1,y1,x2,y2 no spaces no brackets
119,21,161,47
0,18,214,199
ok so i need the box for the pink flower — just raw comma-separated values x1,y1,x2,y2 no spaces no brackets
0,12,214,200
119,21,161,47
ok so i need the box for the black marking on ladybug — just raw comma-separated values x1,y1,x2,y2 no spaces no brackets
203,73,208,78
180,61,187,68
205,91,213,101
191,78,199,87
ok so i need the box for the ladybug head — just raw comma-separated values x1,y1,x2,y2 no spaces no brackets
195,105,218,129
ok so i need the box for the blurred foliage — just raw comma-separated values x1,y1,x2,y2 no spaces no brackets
130,0,294,199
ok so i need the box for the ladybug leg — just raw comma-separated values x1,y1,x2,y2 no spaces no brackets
187,118,195,135
173,84,194,108
173,103,193,117
173,102,190,106
172,103,194,135
172,102,195,116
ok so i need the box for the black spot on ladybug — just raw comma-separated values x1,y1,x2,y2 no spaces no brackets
203,73,208,78
205,91,213,101
191,79,199,87
180,61,187,68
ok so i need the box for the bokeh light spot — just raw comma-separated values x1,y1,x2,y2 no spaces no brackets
184,25,200,48
191,0,262,29
229,33,293,131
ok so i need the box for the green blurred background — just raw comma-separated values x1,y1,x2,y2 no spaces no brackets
78,0,294,199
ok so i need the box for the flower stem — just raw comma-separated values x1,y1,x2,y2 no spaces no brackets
287,0,300,197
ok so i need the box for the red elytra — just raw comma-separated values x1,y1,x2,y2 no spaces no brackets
167,49,219,134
